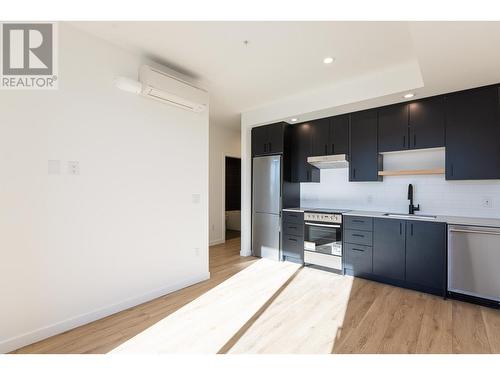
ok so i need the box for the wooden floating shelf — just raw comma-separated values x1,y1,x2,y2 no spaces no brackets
378,168,445,176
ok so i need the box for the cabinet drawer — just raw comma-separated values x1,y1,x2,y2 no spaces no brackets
344,216,373,231
345,229,373,246
282,234,304,259
283,211,304,224
344,243,373,275
283,222,304,236
304,251,342,271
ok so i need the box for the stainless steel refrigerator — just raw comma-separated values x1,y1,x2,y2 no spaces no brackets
252,155,281,261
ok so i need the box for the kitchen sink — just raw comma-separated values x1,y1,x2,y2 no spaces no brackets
383,213,437,220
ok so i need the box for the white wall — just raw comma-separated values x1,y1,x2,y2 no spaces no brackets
0,23,209,353
301,150,500,218
209,124,241,245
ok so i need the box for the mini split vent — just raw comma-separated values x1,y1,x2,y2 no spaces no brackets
114,65,208,113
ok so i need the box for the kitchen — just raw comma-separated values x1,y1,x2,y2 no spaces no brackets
251,84,500,308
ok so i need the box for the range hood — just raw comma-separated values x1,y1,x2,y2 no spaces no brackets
307,154,349,169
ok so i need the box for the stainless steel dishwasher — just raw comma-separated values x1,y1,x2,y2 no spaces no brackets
448,225,500,304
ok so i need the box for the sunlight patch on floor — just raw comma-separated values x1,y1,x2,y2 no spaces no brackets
228,267,355,354
110,258,300,354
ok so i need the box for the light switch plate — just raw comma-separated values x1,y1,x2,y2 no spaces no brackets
67,161,80,175
192,194,200,204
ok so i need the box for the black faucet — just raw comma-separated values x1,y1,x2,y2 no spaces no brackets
408,184,420,215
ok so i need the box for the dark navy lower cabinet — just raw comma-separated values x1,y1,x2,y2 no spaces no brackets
344,243,373,276
281,211,304,263
350,217,447,297
405,220,446,293
373,218,406,281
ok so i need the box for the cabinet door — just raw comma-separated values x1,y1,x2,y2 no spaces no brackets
405,221,446,291
266,123,284,154
409,96,445,149
290,123,320,182
378,103,409,152
311,118,331,156
373,218,406,281
330,115,349,155
344,243,373,276
251,126,268,156
445,86,500,180
282,234,304,261
350,110,381,181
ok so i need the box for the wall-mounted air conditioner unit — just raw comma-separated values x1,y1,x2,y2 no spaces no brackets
114,65,208,113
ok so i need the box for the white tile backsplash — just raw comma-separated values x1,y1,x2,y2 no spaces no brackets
301,150,500,218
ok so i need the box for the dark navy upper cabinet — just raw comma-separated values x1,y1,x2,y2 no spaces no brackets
251,125,267,156
378,103,409,152
378,98,445,153
409,96,445,149
310,118,331,156
373,218,406,281
311,116,349,156
445,86,500,180
405,220,446,293
350,110,382,181
330,115,349,155
252,123,284,156
290,122,320,183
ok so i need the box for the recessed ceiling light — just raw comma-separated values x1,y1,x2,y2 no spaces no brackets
290,118,298,122
403,93,415,99
323,57,334,64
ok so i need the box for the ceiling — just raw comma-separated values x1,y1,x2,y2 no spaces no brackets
70,21,500,129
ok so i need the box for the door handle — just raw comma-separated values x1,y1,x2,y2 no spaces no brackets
264,143,267,153
352,168,356,179
288,237,297,242
411,223,414,236
324,144,328,155
352,234,365,238
400,222,402,235
351,248,365,252
413,134,416,147
403,135,406,148
331,144,335,154
449,229,500,235
268,142,272,152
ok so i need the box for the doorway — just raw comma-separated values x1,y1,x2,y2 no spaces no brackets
225,156,241,241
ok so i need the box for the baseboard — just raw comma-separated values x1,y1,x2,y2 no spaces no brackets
0,272,210,354
240,249,252,256
209,238,224,246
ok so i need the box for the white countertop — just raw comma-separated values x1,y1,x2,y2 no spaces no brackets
344,210,500,228
283,207,500,227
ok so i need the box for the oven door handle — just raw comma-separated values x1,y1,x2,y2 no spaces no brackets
305,222,341,228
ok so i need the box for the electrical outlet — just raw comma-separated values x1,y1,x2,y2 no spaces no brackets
481,197,493,208
67,161,80,175
192,194,200,204
194,247,200,256
367,195,373,204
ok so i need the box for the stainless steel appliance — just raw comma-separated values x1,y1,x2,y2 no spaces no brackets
307,154,348,169
303,210,344,271
448,225,500,304
252,155,281,261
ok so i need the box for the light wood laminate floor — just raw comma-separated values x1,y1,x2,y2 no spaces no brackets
12,238,500,354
